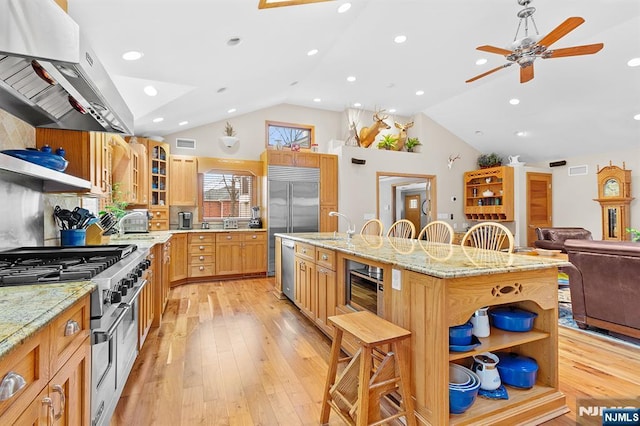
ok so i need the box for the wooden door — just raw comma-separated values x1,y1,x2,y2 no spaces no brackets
244,240,267,274
215,241,243,275
49,339,91,426
169,155,198,206
404,194,421,233
169,233,188,284
526,172,553,246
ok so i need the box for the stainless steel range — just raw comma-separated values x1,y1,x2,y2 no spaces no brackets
0,244,150,426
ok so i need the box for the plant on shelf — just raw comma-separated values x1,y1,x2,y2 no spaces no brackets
477,152,503,168
221,122,239,148
405,137,421,152
627,228,640,242
377,134,398,150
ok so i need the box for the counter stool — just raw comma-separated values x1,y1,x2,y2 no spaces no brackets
320,311,415,426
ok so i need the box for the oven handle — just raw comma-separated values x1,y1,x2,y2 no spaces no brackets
92,279,148,345
124,278,148,305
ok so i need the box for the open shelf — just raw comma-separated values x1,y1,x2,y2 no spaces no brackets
463,166,514,221
449,328,550,361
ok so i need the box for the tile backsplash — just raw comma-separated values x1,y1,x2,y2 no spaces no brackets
0,109,35,149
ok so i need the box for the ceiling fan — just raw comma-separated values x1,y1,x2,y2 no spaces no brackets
466,0,604,84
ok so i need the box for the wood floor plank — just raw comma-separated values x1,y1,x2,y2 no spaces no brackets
112,278,640,426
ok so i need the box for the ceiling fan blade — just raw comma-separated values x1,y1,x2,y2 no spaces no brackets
537,17,585,48
544,43,604,58
476,45,514,56
466,63,513,83
520,65,534,83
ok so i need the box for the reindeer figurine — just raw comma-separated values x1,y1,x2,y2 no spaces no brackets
394,120,414,151
448,154,461,169
359,110,390,148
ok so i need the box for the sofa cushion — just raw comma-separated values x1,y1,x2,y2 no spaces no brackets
546,229,592,243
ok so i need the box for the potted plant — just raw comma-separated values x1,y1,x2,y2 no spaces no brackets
405,137,421,152
477,152,503,168
377,134,398,150
220,122,239,148
626,228,640,242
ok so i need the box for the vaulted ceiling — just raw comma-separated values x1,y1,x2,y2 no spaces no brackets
68,0,640,163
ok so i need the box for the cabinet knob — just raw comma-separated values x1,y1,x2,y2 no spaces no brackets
302,249,307,254
64,319,80,336
226,235,232,240
252,235,257,239
199,235,204,240
322,254,328,261
0,372,26,401
156,212,161,216
199,245,205,250
199,256,204,260
199,266,204,271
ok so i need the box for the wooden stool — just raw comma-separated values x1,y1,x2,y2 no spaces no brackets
320,311,416,426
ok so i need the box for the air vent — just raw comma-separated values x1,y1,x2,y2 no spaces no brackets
568,165,588,176
176,138,196,149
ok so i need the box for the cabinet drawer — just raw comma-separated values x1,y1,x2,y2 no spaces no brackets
189,264,215,277
189,254,214,265
243,232,266,242
189,243,214,254
189,233,215,244
150,209,169,220
0,327,50,420
316,248,336,271
295,242,315,260
216,233,240,243
150,219,169,231
50,296,90,373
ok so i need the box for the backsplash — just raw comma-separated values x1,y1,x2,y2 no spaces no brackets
0,109,35,148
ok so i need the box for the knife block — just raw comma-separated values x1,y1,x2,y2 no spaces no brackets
86,223,109,245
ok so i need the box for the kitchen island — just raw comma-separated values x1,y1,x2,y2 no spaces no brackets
276,232,570,425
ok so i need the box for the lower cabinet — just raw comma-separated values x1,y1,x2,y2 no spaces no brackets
169,233,188,284
294,255,316,319
215,232,267,276
0,296,91,425
189,233,215,277
152,238,171,327
138,269,154,350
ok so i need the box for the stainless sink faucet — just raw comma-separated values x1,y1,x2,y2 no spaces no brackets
329,211,355,240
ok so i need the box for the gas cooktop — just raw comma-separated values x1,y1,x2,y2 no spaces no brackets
0,245,137,286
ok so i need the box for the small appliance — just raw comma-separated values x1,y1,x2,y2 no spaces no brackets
249,206,263,229
120,209,151,234
178,212,193,229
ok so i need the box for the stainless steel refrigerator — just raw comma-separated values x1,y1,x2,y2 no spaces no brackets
267,165,320,276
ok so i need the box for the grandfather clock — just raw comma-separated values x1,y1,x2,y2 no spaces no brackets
594,162,633,240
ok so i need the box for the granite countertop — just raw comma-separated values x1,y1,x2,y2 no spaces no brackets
276,232,571,279
0,281,96,359
110,228,266,245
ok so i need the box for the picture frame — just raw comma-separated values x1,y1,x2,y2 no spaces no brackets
266,120,315,150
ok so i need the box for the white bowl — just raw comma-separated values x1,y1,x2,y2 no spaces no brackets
535,248,562,257
482,190,494,197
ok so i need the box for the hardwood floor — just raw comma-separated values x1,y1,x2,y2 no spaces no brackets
112,278,640,425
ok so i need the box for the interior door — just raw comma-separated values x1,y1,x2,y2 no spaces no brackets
526,172,553,246
404,194,421,233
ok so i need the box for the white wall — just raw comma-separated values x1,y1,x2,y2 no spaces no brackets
530,147,640,240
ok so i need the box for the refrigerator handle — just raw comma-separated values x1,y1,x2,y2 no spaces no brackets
287,182,292,232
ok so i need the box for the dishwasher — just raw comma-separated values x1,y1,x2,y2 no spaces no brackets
281,239,296,301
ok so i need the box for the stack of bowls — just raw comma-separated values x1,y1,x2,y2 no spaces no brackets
449,364,481,414
449,321,473,345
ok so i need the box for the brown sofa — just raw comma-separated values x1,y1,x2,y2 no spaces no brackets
534,227,593,252
564,239,640,340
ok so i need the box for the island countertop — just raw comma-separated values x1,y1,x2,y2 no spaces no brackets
275,232,570,279
0,281,96,359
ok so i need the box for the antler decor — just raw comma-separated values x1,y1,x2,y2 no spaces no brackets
448,154,461,169
359,110,390,148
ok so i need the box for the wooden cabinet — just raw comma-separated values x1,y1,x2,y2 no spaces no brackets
169,155,198,206
169,233,188,284
463,166,514,221
214,232,266,276
111,134,141,204
314,247,336,335
35,129,112,196
320,205,338,233
138,260,154,350
295,255,316,319
319,154,338,205
152,240,171,327
148,140,170,230
0,296,91,425
188,233,215,278
261,150,320,168
149,208,169,231
243,232,267,274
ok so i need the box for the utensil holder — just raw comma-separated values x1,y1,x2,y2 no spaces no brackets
60,229,86,246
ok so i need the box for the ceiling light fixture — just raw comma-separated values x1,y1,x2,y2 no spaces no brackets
634,114,640,121
353,102,362,107
122,51,143,61
388,108,397,113
179,121,188,126
509,98,520,105
628,58,640,67
346,76,356,82
415,90,425,96
152,117,164,123
475,58,488,65
313,98,321,102
337,2,351,13
143,85,158,96
227,108,237,113
394,35,407,44
307,49,319,56
515,130,526,137
226,37,242,47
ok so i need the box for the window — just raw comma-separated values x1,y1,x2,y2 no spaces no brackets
202,171,256,220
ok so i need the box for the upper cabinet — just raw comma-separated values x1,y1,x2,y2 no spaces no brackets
262,150,320,168
147,140,170,209
169,155,198,206
36,128,112,196
463,166,514,221
319,154,338,206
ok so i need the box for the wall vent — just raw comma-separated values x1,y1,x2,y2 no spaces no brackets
568,165,588,176
176,138,196,149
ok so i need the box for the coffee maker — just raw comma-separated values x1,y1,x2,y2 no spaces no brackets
178,212,193,229
248,206,262,229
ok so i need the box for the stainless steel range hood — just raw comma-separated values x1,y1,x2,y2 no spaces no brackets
0,0,133,134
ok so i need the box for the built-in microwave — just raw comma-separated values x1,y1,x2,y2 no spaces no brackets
346,260,383,316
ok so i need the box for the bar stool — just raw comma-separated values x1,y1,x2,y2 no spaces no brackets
320,311,416,426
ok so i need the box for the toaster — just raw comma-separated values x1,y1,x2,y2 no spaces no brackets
121,209,151,233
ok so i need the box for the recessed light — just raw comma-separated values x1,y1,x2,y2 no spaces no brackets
394,35,407,44
476,58,487,65
307,49,319,56
353,102,362,107
627,57,640,67
509,98,520,105
634,113,640,121
475,130,484,136
217,87,227,93
515,130,526,137
346,75,356,82
415,90,424,96
179,121,188,126
337,2,351,13
143,85,158,96
152,117,164,123
122,51,143,61
226,37,242,47
227,108,237,113
388,108,397,113
313,98,321,102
